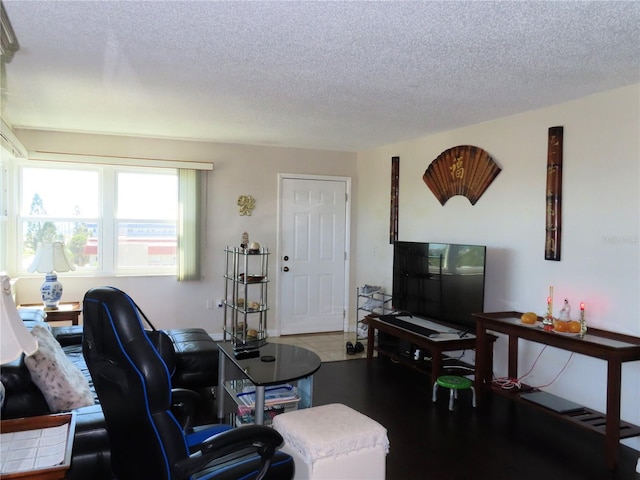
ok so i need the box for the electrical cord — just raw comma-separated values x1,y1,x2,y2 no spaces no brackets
534,352,574,388
492,346,547,390
491,345,574,391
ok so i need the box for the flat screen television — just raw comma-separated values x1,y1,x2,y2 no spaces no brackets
392,241,486,331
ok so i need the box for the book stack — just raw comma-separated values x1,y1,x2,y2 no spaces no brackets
235,384,300,426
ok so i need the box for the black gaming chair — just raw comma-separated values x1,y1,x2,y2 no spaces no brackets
83,286,294,480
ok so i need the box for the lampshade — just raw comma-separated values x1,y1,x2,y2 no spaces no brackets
28,242,76,274
28,242,75,309
1,275,38,364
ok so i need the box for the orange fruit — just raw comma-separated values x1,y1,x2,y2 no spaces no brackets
553,320,569,332
567,321,581,333
521,312,537,324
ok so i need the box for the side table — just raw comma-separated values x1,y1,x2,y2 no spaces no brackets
217,342,322,425
18,302,82,326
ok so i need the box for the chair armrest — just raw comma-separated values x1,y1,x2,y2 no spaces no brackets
172,425,284,480
172,387,200,403
200,425,283,457
171,387,201,431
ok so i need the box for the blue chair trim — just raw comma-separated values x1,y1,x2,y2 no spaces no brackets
186,425,232,449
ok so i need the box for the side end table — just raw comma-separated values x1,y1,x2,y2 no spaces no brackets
18,302,82,326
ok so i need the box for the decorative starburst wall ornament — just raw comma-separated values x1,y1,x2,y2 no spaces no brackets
237,195,256,216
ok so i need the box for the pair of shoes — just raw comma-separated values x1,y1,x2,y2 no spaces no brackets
360,285,381,295
346,341,364,355
362,298,384,310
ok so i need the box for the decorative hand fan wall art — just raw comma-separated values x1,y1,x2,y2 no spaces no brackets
422,145,501,205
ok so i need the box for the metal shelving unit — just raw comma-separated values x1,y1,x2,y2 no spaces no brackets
356,287,393,341
222,246,270,352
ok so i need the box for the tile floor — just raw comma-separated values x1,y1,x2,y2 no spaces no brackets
269,331,369,362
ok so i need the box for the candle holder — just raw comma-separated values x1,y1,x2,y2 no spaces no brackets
579,303,587,338
543,301,554,331
543,287,554,331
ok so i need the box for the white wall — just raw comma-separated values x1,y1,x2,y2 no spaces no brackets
355,84,640,450
12,130,358,335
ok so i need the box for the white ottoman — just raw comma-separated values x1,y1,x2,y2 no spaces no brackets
272,403,389,480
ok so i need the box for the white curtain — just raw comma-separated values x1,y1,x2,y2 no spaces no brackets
177,169,204,281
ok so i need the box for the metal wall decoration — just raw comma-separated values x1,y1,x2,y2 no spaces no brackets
422,145,501,205
390,156,399,244
237,195,255,216
545,126,563,261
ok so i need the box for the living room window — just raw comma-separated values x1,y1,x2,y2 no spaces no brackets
17,163,179,276
115,170,178,272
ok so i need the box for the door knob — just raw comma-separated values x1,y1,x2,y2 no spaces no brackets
283,266,290,272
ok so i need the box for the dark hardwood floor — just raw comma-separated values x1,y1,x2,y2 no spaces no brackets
311,358,639,480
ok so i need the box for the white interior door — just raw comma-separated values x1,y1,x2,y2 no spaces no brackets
278,175,349,335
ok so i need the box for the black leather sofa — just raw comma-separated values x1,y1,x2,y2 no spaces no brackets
0,323,220,480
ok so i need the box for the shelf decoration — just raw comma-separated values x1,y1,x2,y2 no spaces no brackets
545,126,563,261
422,145,501,205
237,195,256,216
390,156,399,244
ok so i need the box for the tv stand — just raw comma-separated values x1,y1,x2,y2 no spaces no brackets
362,314,496,388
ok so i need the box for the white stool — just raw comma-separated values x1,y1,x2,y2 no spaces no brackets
272,403,389,480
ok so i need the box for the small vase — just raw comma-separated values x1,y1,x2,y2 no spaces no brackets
41,273,63,309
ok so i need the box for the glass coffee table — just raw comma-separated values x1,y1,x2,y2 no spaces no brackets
217,342,322,425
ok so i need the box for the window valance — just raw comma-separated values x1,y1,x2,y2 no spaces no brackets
28,151,214,171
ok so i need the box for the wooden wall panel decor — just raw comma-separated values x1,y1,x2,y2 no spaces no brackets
390,156,399,244
545,126,563,261
422,145,501,205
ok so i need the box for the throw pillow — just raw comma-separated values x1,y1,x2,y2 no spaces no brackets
24,324,94,412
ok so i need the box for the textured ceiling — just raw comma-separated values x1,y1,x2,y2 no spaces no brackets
2,1,639,152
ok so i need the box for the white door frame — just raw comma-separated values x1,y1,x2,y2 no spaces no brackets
276,173,352,335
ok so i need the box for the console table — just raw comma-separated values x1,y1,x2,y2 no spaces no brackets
363,314,496,388
473,311,640,470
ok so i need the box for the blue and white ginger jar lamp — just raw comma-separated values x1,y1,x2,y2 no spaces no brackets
28,242,76,309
